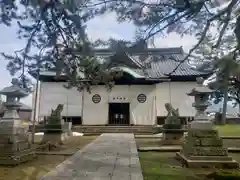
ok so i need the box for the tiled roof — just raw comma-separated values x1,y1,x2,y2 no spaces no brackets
111,47,207,78
150,58,206,77
29,47,208,80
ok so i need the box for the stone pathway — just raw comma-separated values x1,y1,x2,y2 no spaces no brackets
40,133,143,180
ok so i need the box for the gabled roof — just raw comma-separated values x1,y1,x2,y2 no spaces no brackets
29,47,209,81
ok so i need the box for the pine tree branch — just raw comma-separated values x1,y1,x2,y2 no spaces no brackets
143,11,190,41
213,0,238,48
168,0,239,76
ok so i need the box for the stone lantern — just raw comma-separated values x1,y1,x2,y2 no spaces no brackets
0,78,35,165
186,77,214,130
0,79,29,126
176,77,239,169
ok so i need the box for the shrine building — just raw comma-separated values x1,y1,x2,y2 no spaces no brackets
29,47,209,126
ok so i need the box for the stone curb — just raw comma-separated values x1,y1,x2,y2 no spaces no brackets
135,135,240,139
221,136,240,139
138,147,240,152
36,151,75,156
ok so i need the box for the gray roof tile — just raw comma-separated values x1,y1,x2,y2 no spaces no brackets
124,50,206,78
29,47,208,80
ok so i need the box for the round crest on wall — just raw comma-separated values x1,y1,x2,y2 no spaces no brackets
92,94,101,103
137,94,147,103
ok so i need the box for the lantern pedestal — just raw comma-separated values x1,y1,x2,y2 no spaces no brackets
176,129,239,169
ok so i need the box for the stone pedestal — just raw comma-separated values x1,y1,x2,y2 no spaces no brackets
162,129,184,145
41,123,70,145
0,114,36,165
176,128,239,168
189,121,213,130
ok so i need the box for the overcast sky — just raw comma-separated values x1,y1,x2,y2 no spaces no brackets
0,13,198,106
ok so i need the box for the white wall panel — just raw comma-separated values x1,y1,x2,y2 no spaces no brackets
39,82,82,117
82,85,155,125
155,82,196,117
36,81,196,124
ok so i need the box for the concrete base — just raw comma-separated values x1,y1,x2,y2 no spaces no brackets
176,152,239,169
0,134,36,166
0,149,36,166
189,121,213,130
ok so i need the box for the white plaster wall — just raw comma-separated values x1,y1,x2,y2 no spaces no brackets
82,86,108,125
156,82,196,117
38,82,83,117
129,85,156,125
36,81,195,124
82,85,156,125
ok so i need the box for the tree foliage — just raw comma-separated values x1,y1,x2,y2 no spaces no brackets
86,0,240,61
0,0,114,91
0,0,240,92
207,55,240,121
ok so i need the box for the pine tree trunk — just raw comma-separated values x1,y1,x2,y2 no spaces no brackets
221,86,228,125
221,72,229,125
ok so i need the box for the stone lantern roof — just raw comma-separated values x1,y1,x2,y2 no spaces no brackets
0,79,29,98
187,77,214,96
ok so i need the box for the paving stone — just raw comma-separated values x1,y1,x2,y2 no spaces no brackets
112,173,131,180
40,133,143,180
130,173,144,180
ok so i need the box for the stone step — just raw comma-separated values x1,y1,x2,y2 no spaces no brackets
83,132,154,136
72,126,155,134
29,125,156,134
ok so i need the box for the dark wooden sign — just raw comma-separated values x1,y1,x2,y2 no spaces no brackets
92,94,101,103
137,94,146,103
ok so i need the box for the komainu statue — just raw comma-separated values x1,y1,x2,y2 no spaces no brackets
42,104,65,147
47,104,64,124
162,103,184,144
164,103,181,125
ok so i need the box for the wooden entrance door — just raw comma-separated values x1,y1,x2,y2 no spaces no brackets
108,103,130,125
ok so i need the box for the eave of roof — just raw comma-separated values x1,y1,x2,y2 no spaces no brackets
110,66,145,79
